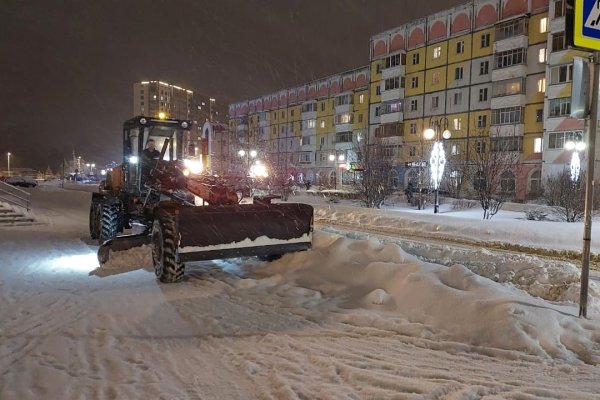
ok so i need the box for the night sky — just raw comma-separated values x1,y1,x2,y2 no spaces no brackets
1,0,462,171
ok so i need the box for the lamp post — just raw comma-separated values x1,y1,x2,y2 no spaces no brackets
328,152,345,189
209,98,215,121
6,152,11,177
423,117,451,214
565,135,585,182
238,148,257,176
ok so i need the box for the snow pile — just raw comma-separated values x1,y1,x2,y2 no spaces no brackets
254,232,600,363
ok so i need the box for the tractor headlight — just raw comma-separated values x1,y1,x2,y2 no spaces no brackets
181,121,189,129
128,156,139,164
183,159,202,174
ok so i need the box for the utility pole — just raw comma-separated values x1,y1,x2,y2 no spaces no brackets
579,51,599,318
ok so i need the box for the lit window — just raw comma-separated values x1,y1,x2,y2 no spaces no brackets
534,137,543,153
432,72,440,85
433,46,442,59
453,118,462,130
540,17,548,33
359,94,364,104
320,120,325,128
538,48,546,63
537,78,546,93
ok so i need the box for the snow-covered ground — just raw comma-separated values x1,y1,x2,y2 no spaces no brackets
1,184,599,399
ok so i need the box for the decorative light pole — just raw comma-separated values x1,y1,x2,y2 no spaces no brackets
423,117,451,214
238,149,257,175
6,152,11,177
565,134,585,182
328,152,345,189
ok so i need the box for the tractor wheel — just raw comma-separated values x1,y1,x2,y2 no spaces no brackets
151,215,185,283
99,204,120,244
89,203,101,240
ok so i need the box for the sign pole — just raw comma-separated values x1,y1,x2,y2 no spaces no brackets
580,51,599,318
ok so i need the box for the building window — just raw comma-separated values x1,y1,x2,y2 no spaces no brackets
453,117,462,130
320,120,325,128
476,142,486,155
479,88,488,101
548,131,582,149
411,76,419,88
321,102,325,111
431,96,439,109
481,33,490,48
451,144,460,155
550,64,573,84
534,138,543,153
375,106,381,116
492,77,524,97
495,48,527,69
555,0,565,18
552,32,566,52
376,63,382,74
548,97,571,117
539,48,547,63
358,114,363,123
491,106,525,124
384,77,401,90
359,94,364,104
537,78,546,93
477,114,487,128
376,85,381,95
432,71,440,84
453,92,462,105
456,40,465,54
385,53,403,68
540,17,548,33
480,60,489,75
410,123,417,134
500,171,516,193
410,99,418,111
454,66,464,80
495,17,528,40
409,146,416,156
536,109,543,122
530,170,542,194
433,46,442,59
306,119,316,129
412,53,420,65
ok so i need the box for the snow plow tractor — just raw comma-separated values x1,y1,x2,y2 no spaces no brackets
90,116,313,282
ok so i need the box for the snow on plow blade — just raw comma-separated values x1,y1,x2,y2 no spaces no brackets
174,203,313,261
97,203,313,266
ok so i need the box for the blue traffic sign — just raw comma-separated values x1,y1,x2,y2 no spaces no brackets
575,0,600,49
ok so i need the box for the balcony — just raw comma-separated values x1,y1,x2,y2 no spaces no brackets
381,88,404,103
492,64,527,82
493,35,528,53
491,94,526,109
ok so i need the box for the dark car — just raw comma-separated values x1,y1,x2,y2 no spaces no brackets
4,176,38,187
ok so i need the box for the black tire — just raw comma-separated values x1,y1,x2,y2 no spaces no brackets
99,204,120,244
151,215,185,283
89,202,101,240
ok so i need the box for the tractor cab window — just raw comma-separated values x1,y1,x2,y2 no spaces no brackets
144,126,180,161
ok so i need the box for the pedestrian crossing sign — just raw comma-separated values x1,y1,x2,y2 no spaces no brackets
575,0,600,49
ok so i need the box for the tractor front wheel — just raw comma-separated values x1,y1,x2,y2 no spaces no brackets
89,203,101,240
99,204,120,244
151,215,185,283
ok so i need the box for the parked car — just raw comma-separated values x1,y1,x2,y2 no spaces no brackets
4,176,38,187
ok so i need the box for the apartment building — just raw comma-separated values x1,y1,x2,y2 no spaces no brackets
229,0,592,201
133,81,194,120
228,67,369,186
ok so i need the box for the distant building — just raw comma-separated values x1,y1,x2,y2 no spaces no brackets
133,80,225,123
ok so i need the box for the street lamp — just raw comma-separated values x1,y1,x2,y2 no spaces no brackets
565,136,586,182
423,117,452,214
238,148,257,175
6,152,11,177
328,152,345,189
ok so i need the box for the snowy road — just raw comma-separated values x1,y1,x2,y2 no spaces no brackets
1,185,600,399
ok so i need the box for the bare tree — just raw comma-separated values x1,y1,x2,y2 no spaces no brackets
354,141,395,208
542,169,586,222
470,135,521,219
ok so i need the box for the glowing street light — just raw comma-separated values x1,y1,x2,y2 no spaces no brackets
6,152,11,177
565,137,586,182
424,117,452,214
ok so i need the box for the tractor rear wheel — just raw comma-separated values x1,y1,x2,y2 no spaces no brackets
151,215,185,283
99,204,120,244
89,203,101,240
